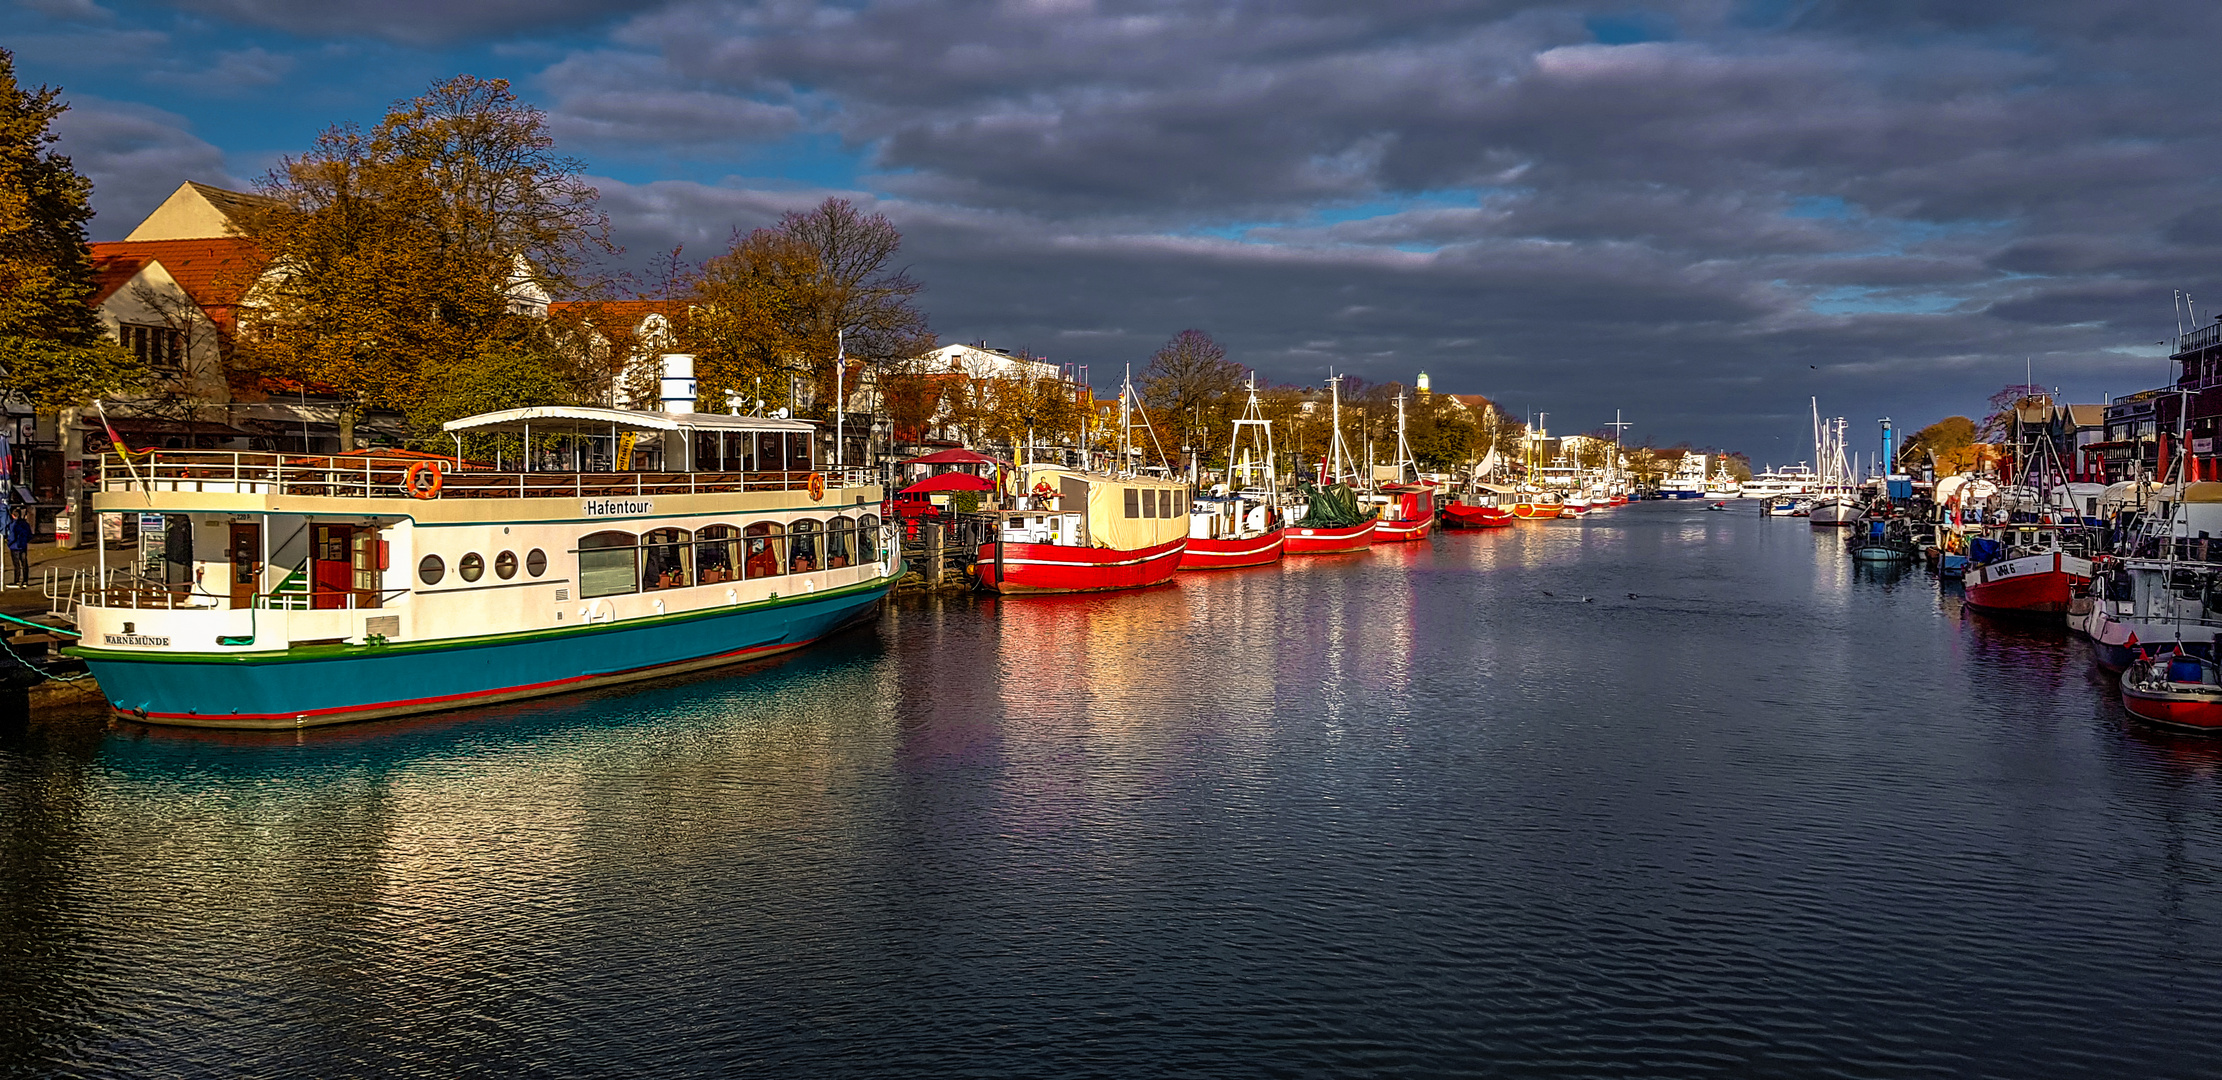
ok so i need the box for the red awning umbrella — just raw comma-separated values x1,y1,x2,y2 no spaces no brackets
899,471,996,495
903,447,1007,466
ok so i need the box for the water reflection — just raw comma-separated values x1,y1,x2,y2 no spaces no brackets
4,504,2221,1077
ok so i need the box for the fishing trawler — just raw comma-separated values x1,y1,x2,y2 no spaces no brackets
67,394,897,729
1365,395,1435,543
980,466,1190,592
982,375,1190,591
1182,379,1286,570
1285,375,1377,553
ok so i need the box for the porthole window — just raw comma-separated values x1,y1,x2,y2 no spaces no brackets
495,550,518,579
418,554,445,586
526,548,547,577
460,552,485,582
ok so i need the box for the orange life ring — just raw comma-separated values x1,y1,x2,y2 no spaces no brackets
405,460,444,499
808,472,826,501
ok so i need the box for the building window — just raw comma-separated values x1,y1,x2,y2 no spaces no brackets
117,323,184,370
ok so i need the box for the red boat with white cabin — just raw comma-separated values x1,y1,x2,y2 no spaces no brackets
1962,524,2093,619
2121,651,2222,732
1442,482,1517,528
977,466,1190,594
1182,379,1288,571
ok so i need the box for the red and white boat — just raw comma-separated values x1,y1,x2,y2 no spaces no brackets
2121,651,2222,731
1284,519,1378,554
978,466,1190,594
1370,484,1436,543
1442,483,1516,529
1182,380,1288,571
1558,497,1593,518
1963,529,2093,618
1508,497,1561,519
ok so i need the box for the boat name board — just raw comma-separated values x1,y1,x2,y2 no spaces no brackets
103,633,170,647
582,498,655,517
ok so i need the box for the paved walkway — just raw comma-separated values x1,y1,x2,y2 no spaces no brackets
2,541,106,619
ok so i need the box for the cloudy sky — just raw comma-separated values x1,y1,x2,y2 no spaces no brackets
12,0,2219,457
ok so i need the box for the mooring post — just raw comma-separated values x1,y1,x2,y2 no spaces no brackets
925,521,944,586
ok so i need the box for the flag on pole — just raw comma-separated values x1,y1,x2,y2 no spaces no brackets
94,400,154,503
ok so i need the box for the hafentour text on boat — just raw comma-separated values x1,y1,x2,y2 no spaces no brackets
66,399,898,729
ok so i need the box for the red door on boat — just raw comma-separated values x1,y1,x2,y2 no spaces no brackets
1284,520,1378,554
1180,529,1285,570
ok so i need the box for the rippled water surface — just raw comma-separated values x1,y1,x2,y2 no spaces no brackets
6,503,2222,1078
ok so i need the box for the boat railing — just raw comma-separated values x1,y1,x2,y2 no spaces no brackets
2176,321,2222,357
95,452,878,500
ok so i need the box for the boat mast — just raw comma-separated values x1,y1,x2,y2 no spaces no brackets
1326,374,1359,485
1393,393,1417,485
1229,373,1277,497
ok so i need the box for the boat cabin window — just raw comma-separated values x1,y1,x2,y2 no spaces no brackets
460,552,485,582
744,522,786,579
419,554,444,586
526,548,547,577
790,519,821,573
495,550,518,579
579,531,639,598
757,433,787,472
641,528,692,591
1125,488,1139,518
696,525,739,585
857,514,881,562
826,518,854,569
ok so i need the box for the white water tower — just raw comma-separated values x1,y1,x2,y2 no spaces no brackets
659,353,696,414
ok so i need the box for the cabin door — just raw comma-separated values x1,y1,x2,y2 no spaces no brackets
227,523,261,609
312,523,357,609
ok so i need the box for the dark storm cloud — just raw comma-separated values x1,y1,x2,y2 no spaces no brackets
51,0,2222,444
54,97,241,231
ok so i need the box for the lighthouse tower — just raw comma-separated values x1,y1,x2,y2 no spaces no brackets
1416,370,1432,398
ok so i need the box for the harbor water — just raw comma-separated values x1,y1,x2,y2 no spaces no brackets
4,502,2219,1077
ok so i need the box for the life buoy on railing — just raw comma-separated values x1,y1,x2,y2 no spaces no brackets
808,472,826,501
405,460,444,499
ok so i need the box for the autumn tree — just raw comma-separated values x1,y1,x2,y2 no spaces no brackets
1906,415,1984,473
1977,383,2048,442
239,75,608,445
1140,329,1243,468
0,49,143,406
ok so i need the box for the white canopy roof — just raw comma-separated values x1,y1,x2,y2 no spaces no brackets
442,405,817,436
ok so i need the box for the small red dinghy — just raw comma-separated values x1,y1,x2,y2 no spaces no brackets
2121,650,2222,732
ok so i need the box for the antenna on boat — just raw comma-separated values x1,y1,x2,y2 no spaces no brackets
1229,371,1276,498
1325,373,1359,486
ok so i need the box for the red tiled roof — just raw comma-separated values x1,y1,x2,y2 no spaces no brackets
89,238,266,314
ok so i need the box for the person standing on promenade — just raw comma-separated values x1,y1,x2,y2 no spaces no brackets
5,507,30,587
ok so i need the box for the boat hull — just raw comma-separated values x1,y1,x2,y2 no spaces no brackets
2121,667,2222,731
1372,517,1434,543
976,536,1187,594
1508,503,1559,519
1441,504,1515,528
74,577,894,729
1178,530,1285,570
1284,521,1378,554
1964,551,2089,617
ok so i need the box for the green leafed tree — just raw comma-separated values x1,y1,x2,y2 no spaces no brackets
0,49,145,406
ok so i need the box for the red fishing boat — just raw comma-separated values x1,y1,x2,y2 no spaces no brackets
978,466,1190,594
1371,484,1436,543
1963,527,2093,618
1284,520,1377,554
1182,380,1288,571
2121,651,2222,731
1442,503,1515,528
1508,497,1561,519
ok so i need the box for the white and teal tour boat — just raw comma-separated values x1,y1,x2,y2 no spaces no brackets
66,404,897,729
